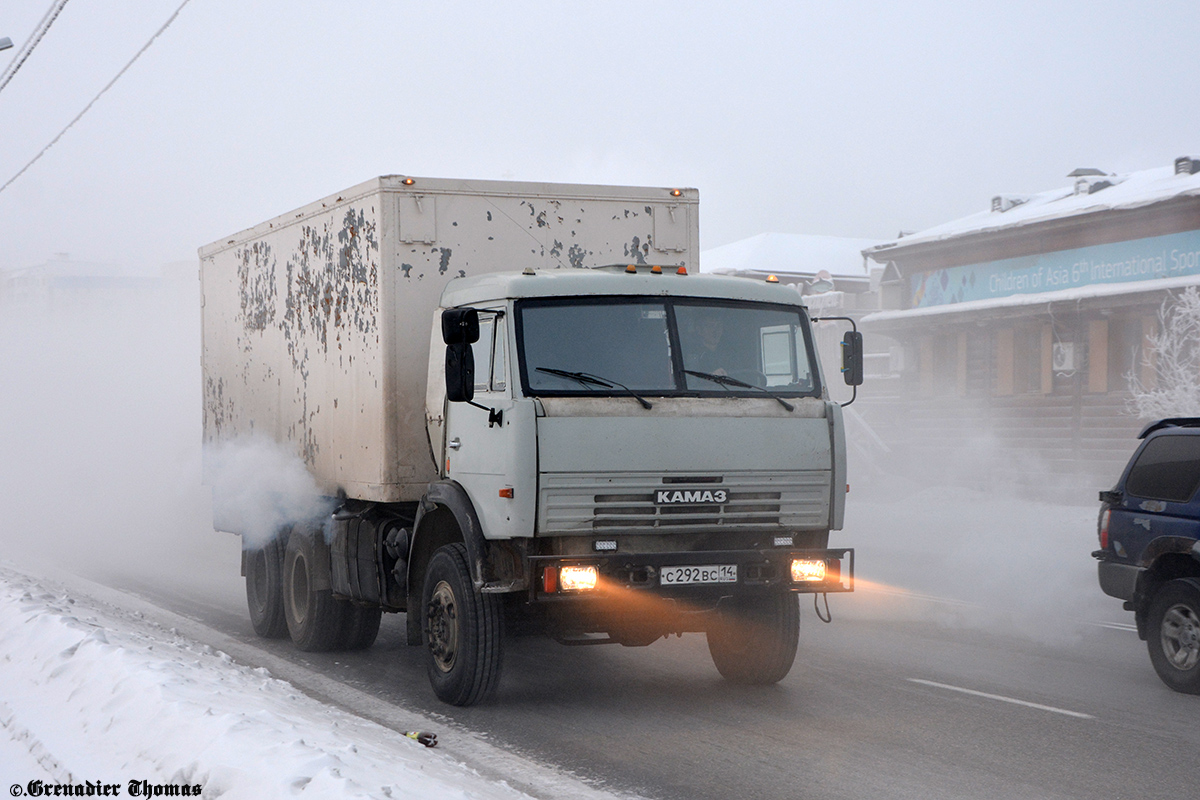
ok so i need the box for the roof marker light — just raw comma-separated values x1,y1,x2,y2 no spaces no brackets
670,189,683,197
625,264,637,273
651,265,662,274
402,177,415,186
676,266,688,275
766,274,779,283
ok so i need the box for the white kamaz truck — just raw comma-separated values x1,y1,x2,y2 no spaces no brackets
200,176,860,705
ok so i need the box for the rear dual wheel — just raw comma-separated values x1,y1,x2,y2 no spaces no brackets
246,536,288,639
283,525,381,652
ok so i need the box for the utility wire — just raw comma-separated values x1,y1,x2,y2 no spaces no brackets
0,0,195,197
0,0,72,96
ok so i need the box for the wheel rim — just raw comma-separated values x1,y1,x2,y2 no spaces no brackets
427,580,459,674
1160,603,1200,671
290,554,310,625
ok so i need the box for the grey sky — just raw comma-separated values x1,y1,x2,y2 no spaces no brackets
0,0,1197,272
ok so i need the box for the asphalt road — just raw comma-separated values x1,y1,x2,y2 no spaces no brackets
112,562,1200,800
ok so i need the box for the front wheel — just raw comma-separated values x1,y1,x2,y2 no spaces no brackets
1147,579,1200,694
706,591,799,685
422,543,503,705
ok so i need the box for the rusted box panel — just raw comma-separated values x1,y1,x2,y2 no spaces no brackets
200,176,699,502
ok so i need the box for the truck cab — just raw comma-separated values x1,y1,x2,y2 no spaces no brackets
411,265,855,702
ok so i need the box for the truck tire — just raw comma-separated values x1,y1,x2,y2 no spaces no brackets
422,543,503,705
337,604,383,651
283,527,348,652
706,591,799,685
245,537,288,639
1147,579,1200,694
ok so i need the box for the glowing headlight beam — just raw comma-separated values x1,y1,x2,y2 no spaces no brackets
791,558,827,583
558,565,599,592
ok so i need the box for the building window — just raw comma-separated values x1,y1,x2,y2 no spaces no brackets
1108,316,1144,392
1089,316,1152,393
919,332,965,396
997,324,1051,395
1013,327,1043,394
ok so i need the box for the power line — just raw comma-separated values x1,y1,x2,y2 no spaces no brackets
0,0,195,197
0,0,73,96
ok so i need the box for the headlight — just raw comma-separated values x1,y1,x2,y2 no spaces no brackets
558,565,599,592
790,558,827,583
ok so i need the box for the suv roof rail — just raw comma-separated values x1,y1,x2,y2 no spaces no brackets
1138,417,1200,439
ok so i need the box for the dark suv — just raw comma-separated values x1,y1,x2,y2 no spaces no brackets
1096,418,1200,693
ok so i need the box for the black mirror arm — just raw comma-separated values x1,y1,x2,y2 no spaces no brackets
466,400,504,428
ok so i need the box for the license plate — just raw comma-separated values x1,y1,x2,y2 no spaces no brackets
659,564,737,586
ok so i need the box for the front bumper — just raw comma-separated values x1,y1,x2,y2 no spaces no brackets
528,547,854,603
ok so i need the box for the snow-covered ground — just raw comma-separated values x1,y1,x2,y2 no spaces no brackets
0,565,624,799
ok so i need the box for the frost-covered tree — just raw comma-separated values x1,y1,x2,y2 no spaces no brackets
1128,286,1200,419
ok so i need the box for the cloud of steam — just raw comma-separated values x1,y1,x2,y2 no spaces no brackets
0,269,230,594
836,411,1126,642
203,435,330,550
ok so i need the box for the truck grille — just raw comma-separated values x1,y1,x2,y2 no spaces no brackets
538,472,830,533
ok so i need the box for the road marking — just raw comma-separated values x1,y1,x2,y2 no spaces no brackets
908,679,1095,719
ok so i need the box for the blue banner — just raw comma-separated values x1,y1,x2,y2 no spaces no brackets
910,229,1200,308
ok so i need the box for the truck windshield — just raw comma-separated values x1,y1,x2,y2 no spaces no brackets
517,297,820,398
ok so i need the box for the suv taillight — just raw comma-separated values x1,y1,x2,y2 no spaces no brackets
1098,507,1111,550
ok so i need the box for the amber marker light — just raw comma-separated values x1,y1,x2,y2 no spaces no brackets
766,274,779,283
499,488,514,499
791,558,827,583
559,565,599,592
651,265,662,274
625,264,638,273
670,188,683,197
676,266,688,275
402,177,415,185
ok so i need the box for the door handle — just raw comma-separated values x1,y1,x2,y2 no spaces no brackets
448,437,462,450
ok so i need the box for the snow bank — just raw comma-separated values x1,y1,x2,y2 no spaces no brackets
0,567,534,799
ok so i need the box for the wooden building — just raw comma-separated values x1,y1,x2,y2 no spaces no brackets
859,157,1200,490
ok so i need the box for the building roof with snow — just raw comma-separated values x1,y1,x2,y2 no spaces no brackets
860,155,1200,323
867,156,1200,260
703,232,882,280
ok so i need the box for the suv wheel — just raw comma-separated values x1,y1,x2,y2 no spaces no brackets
1147,579,1200,694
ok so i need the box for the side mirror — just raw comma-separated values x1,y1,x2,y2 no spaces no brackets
841,330,863,386
442,308,480,345
446,341,475,403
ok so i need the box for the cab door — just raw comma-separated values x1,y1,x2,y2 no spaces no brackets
444,311,536,539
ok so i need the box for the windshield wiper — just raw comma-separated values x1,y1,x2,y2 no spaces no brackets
535,367,653,409
684,370,794,412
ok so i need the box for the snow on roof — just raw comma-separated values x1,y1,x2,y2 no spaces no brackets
702,232,882,278
868,158,1200,257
